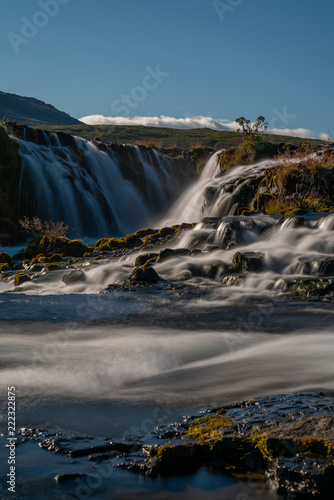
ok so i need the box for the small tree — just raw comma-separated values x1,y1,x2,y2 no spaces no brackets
235,116,268,140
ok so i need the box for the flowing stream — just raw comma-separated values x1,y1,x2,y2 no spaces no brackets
1,145,333,499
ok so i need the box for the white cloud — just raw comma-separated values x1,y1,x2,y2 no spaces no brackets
79,114,327,140
319,132,331,142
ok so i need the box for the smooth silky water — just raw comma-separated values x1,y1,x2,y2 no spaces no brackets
1,144,333,499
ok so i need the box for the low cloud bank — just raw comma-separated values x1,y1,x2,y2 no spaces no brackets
79,114,326,140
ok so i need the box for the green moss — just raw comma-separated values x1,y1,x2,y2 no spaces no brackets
49,254,62,262
297,437,334,456
14,273,31,286
46,263,60,272
185,415,233,443
147,227,176,241
256,192,274,210
135,253,158,267
232,252,264,273
37,256,50,263
67,258,78,265
40,236,89,257
95,255,106,260
244,431,271,459
0,251,11,263
131,228,157,238
220,137,277,171
94,238,121,251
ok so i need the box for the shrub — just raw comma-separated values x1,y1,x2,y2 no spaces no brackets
19,216,68,239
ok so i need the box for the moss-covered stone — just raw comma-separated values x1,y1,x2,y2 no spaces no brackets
0,263,9,271
14,273,31,286
232,251,264,273
46,263,60,272
185,415,234,443
40,236,89,257
130,266,160,282
0,251,11,263
135,253,158,267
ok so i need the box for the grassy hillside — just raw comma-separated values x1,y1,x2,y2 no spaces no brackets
44,123,325,150
0,91,80,127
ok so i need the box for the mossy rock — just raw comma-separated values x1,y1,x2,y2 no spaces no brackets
0,263,9,271
147,227,176,241
232,251,264,273
94,255,106,260
46,263,60,272
94,238,121,251
256,192,274,210
38,256,51,263
131,228,157,238
284,208,305,218
151,443,205,473
40,236,89,257
67,258,78,265
241,209,255,216
14,273,31,287
0,251,11,263
290,278,334,297
135,253,158,267
130,266,160,283
49,253,63,262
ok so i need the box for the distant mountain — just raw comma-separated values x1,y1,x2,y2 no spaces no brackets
0,91,81,127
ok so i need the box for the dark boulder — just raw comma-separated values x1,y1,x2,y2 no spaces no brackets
130,266,160,283
232,252,264,273
62,270,86,285
157,248,190,262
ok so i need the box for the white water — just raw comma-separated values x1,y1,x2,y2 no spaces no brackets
18,136,180,237
162,152,275,225
0,323,333,404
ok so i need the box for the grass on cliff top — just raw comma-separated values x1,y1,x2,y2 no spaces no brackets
43,124,325,150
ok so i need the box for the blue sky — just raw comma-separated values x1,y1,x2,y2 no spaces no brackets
1,0,334,138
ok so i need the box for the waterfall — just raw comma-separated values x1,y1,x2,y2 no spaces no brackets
162,153,276,225
17,135,183,237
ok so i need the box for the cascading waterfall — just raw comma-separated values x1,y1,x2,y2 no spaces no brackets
18,134,182,237
162,153,276,225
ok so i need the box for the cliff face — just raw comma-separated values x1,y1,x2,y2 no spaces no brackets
0,123,199,240
0,91,80,127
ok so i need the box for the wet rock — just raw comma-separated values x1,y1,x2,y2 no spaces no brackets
40,436,141,458
232,251,264,273
14,272,31,286
222,183,234,193
130,266,160,283
222,274,242,286
134,253,158,267
228,203,240,216
289,278,334,297
30,263,43,272
157,248,190,262
62,269,86,285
